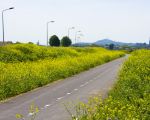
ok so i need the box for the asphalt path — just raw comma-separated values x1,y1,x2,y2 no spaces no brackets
0,56,126,120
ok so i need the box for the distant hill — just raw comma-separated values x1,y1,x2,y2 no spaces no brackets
94,39,135,46
73,39,148,47
73,42,91,46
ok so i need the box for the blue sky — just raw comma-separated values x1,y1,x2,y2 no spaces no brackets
0,0,150,44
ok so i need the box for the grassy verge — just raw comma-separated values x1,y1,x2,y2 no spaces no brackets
0,44,124,101
72,49,150,120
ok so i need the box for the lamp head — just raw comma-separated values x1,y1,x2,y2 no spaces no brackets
9,7,14,10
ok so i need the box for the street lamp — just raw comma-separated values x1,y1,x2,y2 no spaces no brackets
2,7,14,44
68,27,75,38
78,34,84,44
75,31,81,44
47,20,55,46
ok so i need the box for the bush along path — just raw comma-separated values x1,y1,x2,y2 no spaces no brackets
72,49,150,120
0,44,124,101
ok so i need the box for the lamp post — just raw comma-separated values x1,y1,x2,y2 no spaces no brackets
78,34,84,44
75,31,81,44
68,27,75,38
47,20,55,46
2,7,14,44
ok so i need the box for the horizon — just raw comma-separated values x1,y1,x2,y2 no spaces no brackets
1,0,150,44
5,38,149,45
73,38,150,44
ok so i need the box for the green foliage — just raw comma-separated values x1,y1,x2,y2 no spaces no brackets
0,44,124,101
72,49,150,120
109,43,115,50
15,41,21,44
0,44,80,63
61,36,72,47
49,35,60,46
16,103,39,120
28,42,34,44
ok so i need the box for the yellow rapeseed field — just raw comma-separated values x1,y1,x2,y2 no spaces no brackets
0,44,124,100
72,49,150,120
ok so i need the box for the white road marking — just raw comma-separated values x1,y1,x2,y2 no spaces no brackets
67,92,71,95
74,89,78,91
80,84,85,87
28,112,34,116
90,80,93,82
56,97,64,101
85,82,89,84
80,82,89,88
44,104,51,108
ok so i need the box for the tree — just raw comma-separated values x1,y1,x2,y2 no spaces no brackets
49,35,60,46
28,42,34,44
61,36,72,47
109,44,115,50
16,41,21,44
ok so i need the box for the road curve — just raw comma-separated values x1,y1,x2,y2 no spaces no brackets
0,56,126,120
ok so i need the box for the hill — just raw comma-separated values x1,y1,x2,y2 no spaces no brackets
73,39,145,47
94,39,135,46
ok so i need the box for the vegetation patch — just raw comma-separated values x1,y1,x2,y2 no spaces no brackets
71,49,150,120
0,44,124,101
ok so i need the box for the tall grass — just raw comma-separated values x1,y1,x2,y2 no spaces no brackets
0,44,81,63
0,44,124,101
72,49,150,120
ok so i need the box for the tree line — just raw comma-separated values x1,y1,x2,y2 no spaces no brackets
49,35,72,47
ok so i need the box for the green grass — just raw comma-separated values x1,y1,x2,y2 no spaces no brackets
0,44,124,101
72,49,150,120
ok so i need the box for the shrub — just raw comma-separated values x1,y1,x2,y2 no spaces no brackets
61,36,72,47
49,35,60,46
